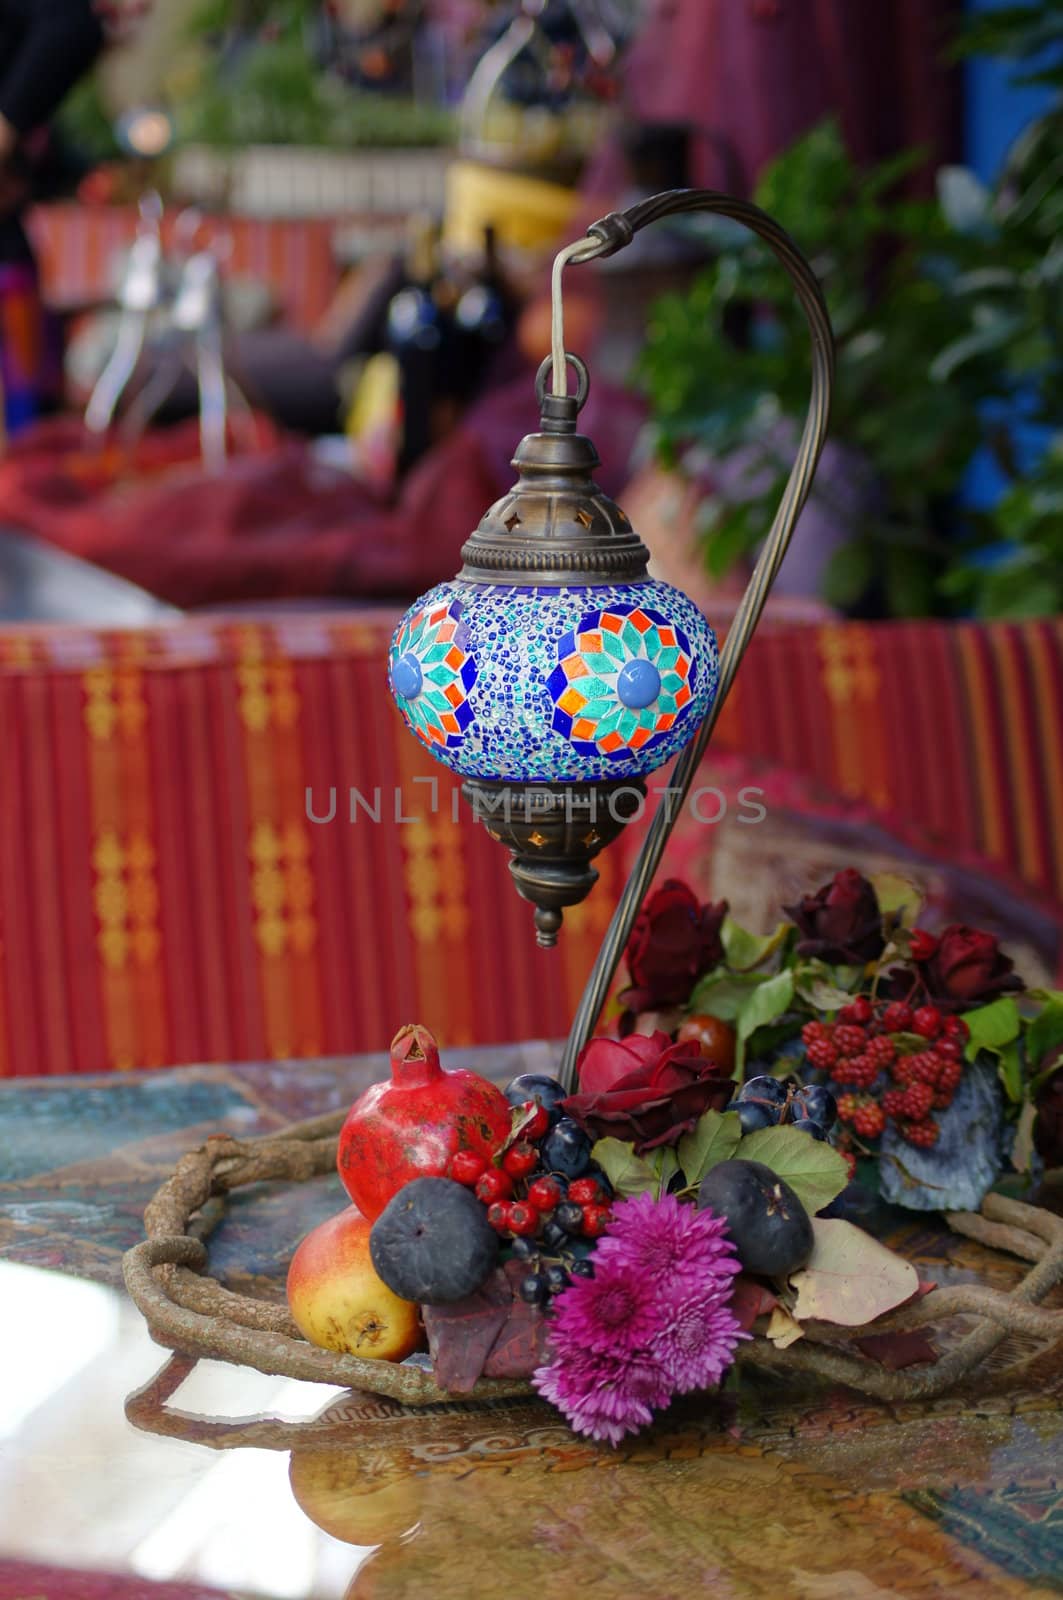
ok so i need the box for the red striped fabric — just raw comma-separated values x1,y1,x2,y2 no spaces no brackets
0,611,1059,1076
26,206,341,333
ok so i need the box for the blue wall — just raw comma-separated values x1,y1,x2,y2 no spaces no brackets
963,0,1057,507
965,0,1057,179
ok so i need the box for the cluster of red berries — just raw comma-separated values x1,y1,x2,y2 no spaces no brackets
802,999,969,1150
447,1107,611,1242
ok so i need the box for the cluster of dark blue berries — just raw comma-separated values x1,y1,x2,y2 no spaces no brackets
727,1076,838,1143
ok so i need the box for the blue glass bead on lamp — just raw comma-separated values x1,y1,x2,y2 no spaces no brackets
389,354,719,946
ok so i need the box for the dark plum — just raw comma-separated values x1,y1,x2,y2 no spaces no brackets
504,1074,567,1121
696,1159,813,1278
370,1177,499,1304
792,1083,838,1129
554,1200,585,1235
519,1272,549,1306
736,1075,789,1109
728,1099,777,1135
544,1263,570,1295
541,1218,568,1250
541,1118,593,1180
792,1115,829,1141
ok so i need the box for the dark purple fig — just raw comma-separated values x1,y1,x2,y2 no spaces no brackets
696,1158,813,1278
370,1176,498,1304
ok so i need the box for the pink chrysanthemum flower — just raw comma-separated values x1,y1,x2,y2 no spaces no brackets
546,1253,661,1355
595,1189,742,1300
533,1191,747,1444
532,1349,672,1446
652,1294,749,1395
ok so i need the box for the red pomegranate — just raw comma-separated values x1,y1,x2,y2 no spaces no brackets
337,1024,513,1220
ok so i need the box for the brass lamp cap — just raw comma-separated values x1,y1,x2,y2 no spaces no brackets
459,361,649,585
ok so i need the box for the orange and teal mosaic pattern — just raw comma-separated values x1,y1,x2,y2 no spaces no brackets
389,598,477,752
547,603,699,762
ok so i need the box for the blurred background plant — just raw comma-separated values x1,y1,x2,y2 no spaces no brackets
61,0,456,155
638,5,1063,620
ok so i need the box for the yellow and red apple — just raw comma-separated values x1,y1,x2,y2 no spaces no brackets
286,1205,420,1362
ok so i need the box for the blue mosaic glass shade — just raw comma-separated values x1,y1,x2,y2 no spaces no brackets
388,580,718,783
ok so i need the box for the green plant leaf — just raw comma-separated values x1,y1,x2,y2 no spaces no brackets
590,1139,657,1199
961,998,1024,1101
821,537,874,609
869,872,924,925
688,970,768,1022
1025,1000,1063,1074
962,997,1022,1057
936,165,993,233
722,916,790,972
735,1125,850,1215
651,1146,681,1201
793,962,856,1013
996,1040,1025,1103
677,1110,743,1188
736,970,795,1070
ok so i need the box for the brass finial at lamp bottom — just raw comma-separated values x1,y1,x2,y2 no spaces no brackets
461,776,647,948
388,189,835,1082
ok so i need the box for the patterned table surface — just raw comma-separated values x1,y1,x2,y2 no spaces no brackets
1,1052,1061,1600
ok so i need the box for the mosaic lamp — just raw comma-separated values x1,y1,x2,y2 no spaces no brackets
389,190,834,1076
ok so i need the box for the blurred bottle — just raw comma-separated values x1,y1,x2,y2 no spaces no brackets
386,213,459,476
452,224,514,402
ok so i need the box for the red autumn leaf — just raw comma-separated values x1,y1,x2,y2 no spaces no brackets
483,1264,551,1377
423,1268,513,1393
730,1274,778,1331
855,1330,938,1370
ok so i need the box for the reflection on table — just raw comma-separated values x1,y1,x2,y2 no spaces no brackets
0,1055,1061,1599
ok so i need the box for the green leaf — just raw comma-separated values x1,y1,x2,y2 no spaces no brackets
590,1139,658,1199
677,1110,743,1188
884,543,938,619
1026,988,1063,1006
821,537,874,609
1025,1000,1063,1074
793,962,856,1013
962,997,1022,1057
869,871,924,925
936,165,992,234
688,970,768,1023
734,1125,850,1215
961,997,1024,1101
722,916,790,973
651,1146,681,1201
736,970,795,1071
996,1039,1025,1103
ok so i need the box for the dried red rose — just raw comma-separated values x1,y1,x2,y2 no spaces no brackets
621,880,728,1011
562,1030,734,1154
916,923,1023,1011
785,868,885,965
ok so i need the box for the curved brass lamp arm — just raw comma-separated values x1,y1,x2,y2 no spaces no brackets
558,189,835,1089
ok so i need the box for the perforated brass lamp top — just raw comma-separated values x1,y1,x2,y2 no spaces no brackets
458,370,650,586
